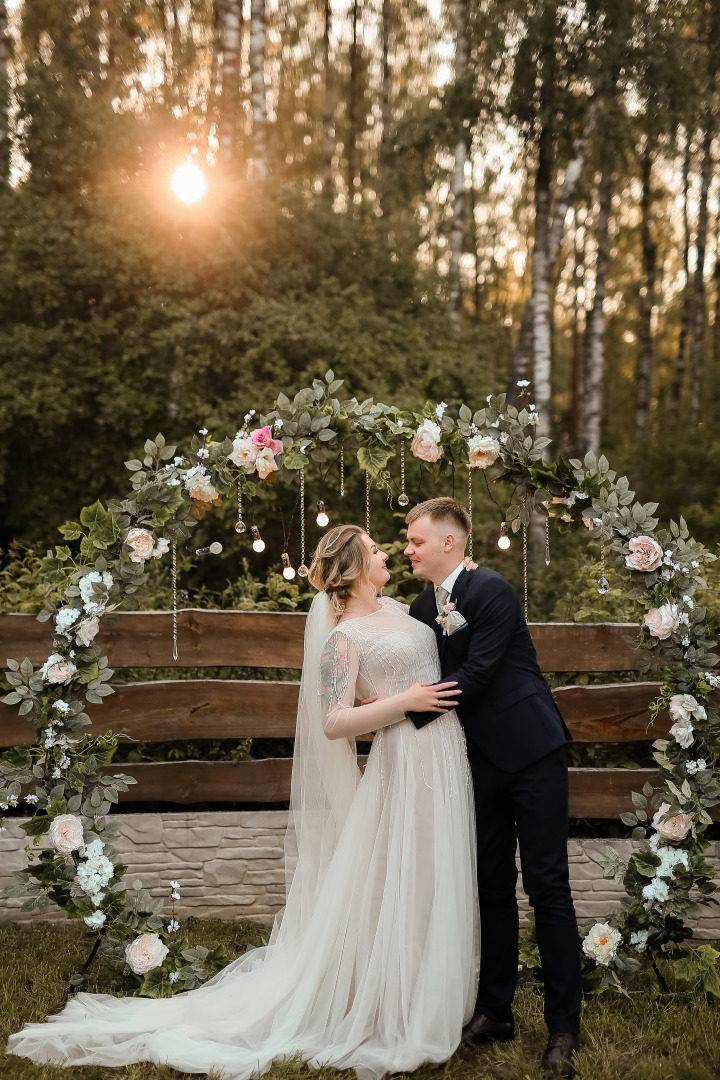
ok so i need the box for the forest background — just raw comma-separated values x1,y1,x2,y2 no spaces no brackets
1,0,720,629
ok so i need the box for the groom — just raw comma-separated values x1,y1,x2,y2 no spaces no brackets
403,498,582,1080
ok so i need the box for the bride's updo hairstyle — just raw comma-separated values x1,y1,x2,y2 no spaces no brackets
308,525,372,618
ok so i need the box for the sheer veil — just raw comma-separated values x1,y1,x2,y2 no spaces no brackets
271,590,360,941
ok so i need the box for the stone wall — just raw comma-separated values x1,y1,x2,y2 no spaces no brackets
2,813,719,939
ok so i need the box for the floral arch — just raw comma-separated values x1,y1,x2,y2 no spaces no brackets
1,369,719,996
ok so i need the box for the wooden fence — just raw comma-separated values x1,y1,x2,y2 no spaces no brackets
0,610,702,819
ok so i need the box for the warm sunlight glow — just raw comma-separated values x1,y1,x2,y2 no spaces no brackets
171,162,206,205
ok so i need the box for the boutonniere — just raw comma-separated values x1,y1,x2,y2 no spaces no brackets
435,602,467,635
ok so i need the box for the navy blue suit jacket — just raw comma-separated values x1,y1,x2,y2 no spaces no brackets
408,567,571,772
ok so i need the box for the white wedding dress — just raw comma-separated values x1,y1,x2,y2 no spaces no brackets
8,594,479,1079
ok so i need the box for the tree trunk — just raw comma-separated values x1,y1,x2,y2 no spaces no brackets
635,142,656,442
448,0,467,325
347,0,360,199
531,118,553,442
322,0,333,190
249,0,267,178
688,87,715,423
569,212,586,450
379,0,392,219
471,145,480,322
0,0,10,185
210,0,224,102
581,145,613,455
713,222,720,400
508,95,599,394
672,129,693,404
217,0,243,164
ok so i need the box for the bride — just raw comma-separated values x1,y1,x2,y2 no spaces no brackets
8,524,479,1079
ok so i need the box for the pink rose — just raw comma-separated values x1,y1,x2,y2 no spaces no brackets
255,447,279,480
48,814,84,854
644,604,680,640
669,693,706,723
125,527,156,563
124,933,169,975
626,535,663,572
250,426,284,456
411,420,443,463
41,654,77,684
652,802,692,843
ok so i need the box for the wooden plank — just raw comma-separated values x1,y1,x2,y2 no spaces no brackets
112,761,720,821
0,680,669,747
553,682,669,742
0,611,307,670
0,681,302,747
0,612,644,671
530,623,641,671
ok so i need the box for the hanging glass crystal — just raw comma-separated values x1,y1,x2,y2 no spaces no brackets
340,446,345,498
597,540,609,594
544,515,550,566
467,468,473,559
235,477,247,534
397,439,409,507
171,542,179,661
297,468,309,577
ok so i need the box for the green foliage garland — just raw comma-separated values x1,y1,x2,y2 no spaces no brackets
1,371,718,996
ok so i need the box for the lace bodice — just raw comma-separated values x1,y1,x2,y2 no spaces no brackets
319,595,441,739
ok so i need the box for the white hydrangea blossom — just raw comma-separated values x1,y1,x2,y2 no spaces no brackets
686,759,707,776
79,571,113,614
642,878,670,906
75,839,114,906
630,929,649,953
55,608,79,635
84,910,107,930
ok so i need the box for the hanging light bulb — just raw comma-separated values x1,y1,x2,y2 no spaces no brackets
281,552,296,580
316,500,329,527
251,525,265,553
497,522,511,550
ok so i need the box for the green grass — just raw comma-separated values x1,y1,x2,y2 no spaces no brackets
1,920,719,1080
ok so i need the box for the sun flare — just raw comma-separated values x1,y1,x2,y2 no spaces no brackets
171,162,206,205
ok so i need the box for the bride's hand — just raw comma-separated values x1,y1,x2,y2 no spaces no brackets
462,556,478,571
402,681,460,713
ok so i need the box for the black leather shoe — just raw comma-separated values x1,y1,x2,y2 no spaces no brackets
541,1032,579,1078
461,1011,515,1045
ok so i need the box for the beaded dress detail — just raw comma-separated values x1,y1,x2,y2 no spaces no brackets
8,596,478,1080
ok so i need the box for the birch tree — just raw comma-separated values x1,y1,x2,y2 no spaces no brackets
215,0,243,164
581,143,613,455
249,0,267,178
0,0,10,185
448,0,467,324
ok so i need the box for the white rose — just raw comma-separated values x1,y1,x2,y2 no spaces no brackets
125,933,169,975
75,616,100,647
125,527,156,563
411,419,443,463
467,434,501,469
669,693,706,723
644,603,681,640
582,922,621,966
41,654,77,684
255,447,279,480
152,538,170,559
48,814,84,854
669,716,694,749
652,802,692,843
229,435,258,472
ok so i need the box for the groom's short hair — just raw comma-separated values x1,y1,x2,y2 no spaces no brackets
405,497,471,538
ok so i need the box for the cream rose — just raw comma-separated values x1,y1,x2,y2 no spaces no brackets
230,435,258,471
75,617,100,648
255,447,279,480
644,604,680,640
652,802,692,843
124,933,169,975
582,922,621,966
48,813,84,854
669,716,694,749
626,535,663,572
411,419,443,463
669,693,707,723
41,654,77,684
467,434,501,469
125,527,155,563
